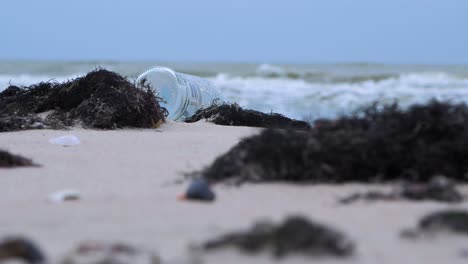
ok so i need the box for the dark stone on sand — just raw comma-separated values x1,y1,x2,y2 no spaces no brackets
0,237,46,263
203,216,354,258
0,69,167,132
185,103,310,130
185,179,215,201
339,176,463,204
196,101,468,184
0,149,36,168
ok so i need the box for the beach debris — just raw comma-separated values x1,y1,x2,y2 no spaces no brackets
339,191,396,204
47,189,81,203
49,135,81,146
0,149,37,168
0,69,167,132
0,115,46,132
339,175,463,204
202,216,354,258
185,103,310,130
179,179,215,202
195,101,468,184
62,241,161,264
402,210,468,238
0,236,46,264
398,175,463,202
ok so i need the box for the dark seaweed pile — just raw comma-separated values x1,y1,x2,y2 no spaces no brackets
339,176,463,204
198,101,468,183
0,237,45,263
203,216,354,258
0,69,167,131
402,210,468,238
0,150,36,168
418,210,468,234
185,103,310,130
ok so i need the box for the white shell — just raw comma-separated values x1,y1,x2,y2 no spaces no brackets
49,135,81,146
47,189,81,203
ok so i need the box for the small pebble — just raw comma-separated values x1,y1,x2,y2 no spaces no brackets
180,179,215,202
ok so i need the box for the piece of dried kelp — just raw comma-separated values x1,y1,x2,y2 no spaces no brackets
185,103,310,130
340,176,463,204
0,149,37,168
203,216,354,258
0,69,167,131
196,101,468,184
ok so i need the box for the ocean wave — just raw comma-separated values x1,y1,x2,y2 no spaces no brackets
209,72,468,121
251,64,468,84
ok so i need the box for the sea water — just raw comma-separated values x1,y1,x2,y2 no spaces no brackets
1,61,467,122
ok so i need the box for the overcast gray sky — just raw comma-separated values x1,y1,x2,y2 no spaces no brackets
1,0,467,64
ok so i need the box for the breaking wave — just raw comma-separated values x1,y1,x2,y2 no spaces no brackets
210,71,468,120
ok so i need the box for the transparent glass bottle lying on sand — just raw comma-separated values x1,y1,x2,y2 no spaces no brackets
136,66,221,121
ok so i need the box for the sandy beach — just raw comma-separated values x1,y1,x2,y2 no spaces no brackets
1,121,468,264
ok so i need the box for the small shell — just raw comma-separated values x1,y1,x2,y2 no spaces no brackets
49,135,81,146
47,189,81,203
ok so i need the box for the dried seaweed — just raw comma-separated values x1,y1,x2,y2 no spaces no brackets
0,69,167,131
197,101,468,183
203,216,354,258
419,210,468,234
339,176,463,204
185,103,310,130
0,150,36,168
402,210,468,238
62,241,161,264
0,237,46,263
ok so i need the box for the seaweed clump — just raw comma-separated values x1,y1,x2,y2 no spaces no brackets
0,237,46,263
0,150,36,168
203,216,354,258
0,69,167,131
197,101,468,184
185,103,310,130
339,175,463,204
402,210,468,238
62,241,161,264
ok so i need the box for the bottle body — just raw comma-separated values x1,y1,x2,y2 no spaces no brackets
136,66,220,121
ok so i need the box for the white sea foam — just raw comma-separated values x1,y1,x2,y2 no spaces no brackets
209,72,468,121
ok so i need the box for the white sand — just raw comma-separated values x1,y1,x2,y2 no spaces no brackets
1,121,468,264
